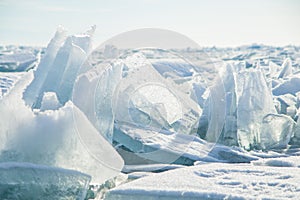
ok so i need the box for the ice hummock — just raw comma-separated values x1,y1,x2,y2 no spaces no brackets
73,50,202,143
0,26,124,184
2,27,300,199
0,87,124,184
0,162,91,200
200,61,297,150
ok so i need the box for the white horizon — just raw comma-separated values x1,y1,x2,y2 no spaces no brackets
1,0,300,47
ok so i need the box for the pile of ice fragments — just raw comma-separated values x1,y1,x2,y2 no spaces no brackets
0,26,124,198
1,26,300,199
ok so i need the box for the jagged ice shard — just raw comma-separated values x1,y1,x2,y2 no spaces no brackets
236,68,277,149
23,25,95,109
201,61,296,150
23,26,67,108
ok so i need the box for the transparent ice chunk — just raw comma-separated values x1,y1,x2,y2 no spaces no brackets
0,162,90,200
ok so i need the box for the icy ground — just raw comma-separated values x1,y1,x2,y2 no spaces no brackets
107,163,300,200
1,27,300,199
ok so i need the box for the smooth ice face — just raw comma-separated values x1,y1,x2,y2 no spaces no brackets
73,61,123,142
0,162,91,200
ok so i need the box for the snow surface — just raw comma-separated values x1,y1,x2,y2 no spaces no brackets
107,163,300,200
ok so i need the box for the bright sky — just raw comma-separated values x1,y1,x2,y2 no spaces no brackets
1,0,300,47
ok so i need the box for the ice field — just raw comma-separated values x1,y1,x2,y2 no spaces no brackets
0,27,300,199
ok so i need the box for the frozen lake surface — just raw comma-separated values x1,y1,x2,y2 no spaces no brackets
1,27,300,199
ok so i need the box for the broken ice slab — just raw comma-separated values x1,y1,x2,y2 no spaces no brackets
114,51,202,136
260,114,295,149
0,51,38,72
201,63,296,150
73,61,123,142
274,94,297,119
272,76,300,96
23,26,67,108
114,123,258,165
0,162,91,200
278,58,293,79
292,114,300,144
236,68,277,150
199,64,236,145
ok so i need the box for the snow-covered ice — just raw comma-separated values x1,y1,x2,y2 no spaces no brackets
106,163,300,200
